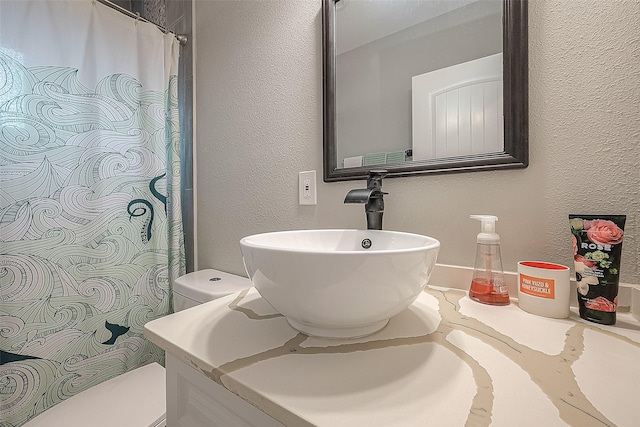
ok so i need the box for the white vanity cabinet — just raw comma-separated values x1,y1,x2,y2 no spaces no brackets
166,354,284,427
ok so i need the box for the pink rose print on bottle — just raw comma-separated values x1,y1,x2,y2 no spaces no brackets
584,219,624,246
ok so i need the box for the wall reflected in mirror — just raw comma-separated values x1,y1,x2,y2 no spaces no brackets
323,0,528,182
336,0,503,169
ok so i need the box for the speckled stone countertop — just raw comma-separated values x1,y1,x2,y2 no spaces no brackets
144,287,640,426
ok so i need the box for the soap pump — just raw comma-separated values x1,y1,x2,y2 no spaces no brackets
469,215,510,305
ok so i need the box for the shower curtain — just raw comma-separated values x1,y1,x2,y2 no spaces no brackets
0,1,185,425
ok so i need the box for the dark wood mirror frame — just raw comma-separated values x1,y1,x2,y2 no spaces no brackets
322,0,528,182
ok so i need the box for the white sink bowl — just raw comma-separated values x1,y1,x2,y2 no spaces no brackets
239,229,440,338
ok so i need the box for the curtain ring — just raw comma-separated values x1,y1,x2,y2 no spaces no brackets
135,12,141,26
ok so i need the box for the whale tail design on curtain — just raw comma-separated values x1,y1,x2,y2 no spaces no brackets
0,1,185,425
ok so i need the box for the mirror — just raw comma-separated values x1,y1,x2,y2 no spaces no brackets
322,0,528,182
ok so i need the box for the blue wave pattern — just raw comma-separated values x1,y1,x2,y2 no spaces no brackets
0,50,185,426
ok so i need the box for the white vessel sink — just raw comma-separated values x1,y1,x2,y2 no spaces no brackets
239,229,440,338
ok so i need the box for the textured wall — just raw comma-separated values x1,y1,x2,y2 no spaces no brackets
134,0,166,27
194,0,639,285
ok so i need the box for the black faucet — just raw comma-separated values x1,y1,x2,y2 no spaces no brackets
344,170,388,230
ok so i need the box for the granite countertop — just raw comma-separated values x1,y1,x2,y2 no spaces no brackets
144,286,640,426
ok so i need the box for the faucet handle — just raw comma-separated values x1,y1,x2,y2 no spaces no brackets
367,169,387,190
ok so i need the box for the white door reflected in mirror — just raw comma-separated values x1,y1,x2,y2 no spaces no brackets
412,53,503,161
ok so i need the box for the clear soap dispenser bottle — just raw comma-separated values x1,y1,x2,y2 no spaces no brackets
469,215,510,305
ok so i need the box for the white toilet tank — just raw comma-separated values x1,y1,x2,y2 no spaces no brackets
173,269,251,312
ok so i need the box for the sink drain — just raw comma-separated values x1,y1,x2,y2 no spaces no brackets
361,238,372,249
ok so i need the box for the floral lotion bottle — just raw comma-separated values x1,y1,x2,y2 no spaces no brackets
569,214,626,325
469,215,510,305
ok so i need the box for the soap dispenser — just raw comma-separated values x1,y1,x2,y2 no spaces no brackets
469,215,510,305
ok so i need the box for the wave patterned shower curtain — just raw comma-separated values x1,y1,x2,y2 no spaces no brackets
0,1,184,425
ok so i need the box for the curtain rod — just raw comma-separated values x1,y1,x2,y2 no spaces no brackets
95,0,187,46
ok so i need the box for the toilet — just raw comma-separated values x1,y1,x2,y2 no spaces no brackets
23,269,251,427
